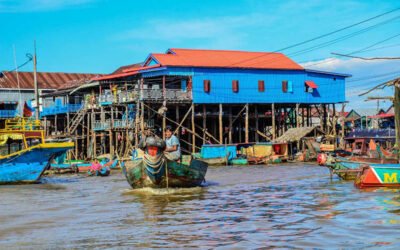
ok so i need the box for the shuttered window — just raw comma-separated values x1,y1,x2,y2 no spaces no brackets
232,80,239,93
204,80,211,93
258,80,265,92
282,80,288,92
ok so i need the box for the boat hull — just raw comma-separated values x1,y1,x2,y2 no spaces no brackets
355,166,400,188
123,159,208,189
0,143,73,184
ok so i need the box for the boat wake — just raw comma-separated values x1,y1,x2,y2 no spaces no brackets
122,186,204,196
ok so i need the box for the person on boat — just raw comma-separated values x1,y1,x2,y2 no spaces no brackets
89,159,102,175
164,126,181,161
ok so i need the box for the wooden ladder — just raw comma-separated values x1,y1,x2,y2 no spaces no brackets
68,108,87,135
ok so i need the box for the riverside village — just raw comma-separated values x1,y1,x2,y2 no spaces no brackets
1,1,400,248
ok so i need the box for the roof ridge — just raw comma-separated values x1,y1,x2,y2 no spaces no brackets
169,48,282,54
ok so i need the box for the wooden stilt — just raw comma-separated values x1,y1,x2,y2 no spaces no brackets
229,106,232,144
296,103,300,128
245,103,249,143
162,75,166,140
192,103,195,153
255,105,259,142
219,104,223,144
272,103,276,140
203,104,207,144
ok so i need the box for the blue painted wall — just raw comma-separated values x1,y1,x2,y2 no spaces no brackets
140,67,346,104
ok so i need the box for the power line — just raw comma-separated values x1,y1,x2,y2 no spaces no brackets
228,7,400,67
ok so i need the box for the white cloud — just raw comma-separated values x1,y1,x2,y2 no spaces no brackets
0,0,94,12
114,13,277,50
301,57,400,110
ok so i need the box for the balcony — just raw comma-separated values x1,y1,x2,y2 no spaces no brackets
141,89,191,102
93,120,111,131
41,104,83,117
0,110,17,118
93,119,134,131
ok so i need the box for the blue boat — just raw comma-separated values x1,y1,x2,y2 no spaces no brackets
0,118,74,184
331,157,400,181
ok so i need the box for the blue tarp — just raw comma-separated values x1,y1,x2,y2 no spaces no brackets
200,145,237,161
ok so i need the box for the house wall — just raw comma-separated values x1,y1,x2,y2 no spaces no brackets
191,68,345,104
140,67,346,104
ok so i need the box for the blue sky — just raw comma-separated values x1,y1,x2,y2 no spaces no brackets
1,0,399,109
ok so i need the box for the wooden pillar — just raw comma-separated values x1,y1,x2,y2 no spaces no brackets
323,104,327,133
219,103,223,144
340,103,346,149
54,115,57,134
272,103,276,140
176,105,180,135
110,107,114,157
202,104,206,144
296,103,300,128
245,103,249,143
162,75,166,140
192,103,195,153
228,106,233,144
301,107,305,127
86,113,90,158
255,105,259,142
395,81,400,154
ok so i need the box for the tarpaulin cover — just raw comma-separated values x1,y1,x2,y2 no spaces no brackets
200,145,237,161
242,144,273,157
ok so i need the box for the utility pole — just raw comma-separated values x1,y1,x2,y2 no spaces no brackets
33,40,39,120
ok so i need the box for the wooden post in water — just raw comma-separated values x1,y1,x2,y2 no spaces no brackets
162,75,166,140
202,104,206,144
219,104,223,144
245,103,249,143
340,103,346,149
394,81,400,159
255,105,259,142
272,103,276,140
192,103,195,153
296,103,300,128
228,106,233,144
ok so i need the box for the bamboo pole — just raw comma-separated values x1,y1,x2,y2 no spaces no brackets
203,104,206,144
192,103,195,153
245,103,249,143
272,103,276,140
162,75,166,140
296,103,300,128
228,106,232,144
255,105,259,142
219,103,223,144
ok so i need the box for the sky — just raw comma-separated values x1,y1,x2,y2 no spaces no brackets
0,0,399,110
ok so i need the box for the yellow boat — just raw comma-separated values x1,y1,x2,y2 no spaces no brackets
0,118,73,184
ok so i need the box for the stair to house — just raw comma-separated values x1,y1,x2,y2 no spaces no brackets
68,108,87,135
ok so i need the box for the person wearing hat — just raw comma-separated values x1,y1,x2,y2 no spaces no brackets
164,125,181,161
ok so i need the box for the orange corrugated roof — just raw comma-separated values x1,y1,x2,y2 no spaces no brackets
150,48,303,70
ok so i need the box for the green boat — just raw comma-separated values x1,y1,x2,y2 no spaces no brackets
122,137,208,189
230,158,248,165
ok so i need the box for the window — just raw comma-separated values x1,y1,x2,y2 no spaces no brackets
232,80,239,93
204,80,211,93
282,81,288,92
258,80,265,92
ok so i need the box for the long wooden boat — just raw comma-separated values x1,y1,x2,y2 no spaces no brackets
0,118,73,184
123,137,208,189
355,165,400,188
347,156,398,164
329,156,400,181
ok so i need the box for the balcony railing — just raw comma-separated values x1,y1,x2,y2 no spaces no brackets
141,89,191,102
93,120,111,131
41,104,83,117
0,110,17,118
114,119,134,129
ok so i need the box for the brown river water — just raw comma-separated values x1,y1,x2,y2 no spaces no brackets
1,164,400,249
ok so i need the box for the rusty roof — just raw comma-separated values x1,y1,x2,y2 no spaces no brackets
0,71,100,90
112,63,143,74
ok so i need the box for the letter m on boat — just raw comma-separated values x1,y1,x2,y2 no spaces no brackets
383,173,398,183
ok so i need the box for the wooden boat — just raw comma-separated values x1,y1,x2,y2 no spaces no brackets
193,144,236,166
123,137,208,189
0,118,73,184
230,158,248,165
330,157,400,181
355,165,400,188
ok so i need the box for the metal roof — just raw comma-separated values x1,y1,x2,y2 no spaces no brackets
0,71,100,90
148,48,304,70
